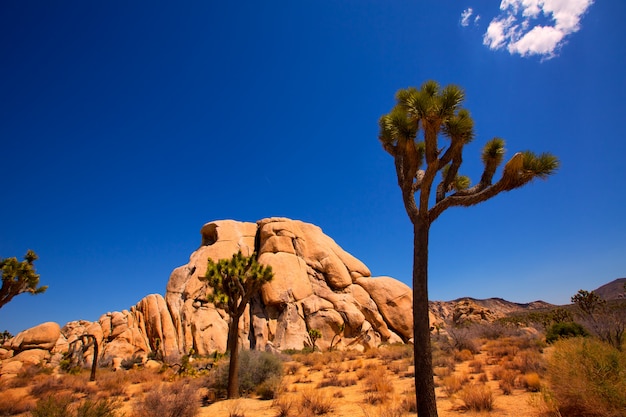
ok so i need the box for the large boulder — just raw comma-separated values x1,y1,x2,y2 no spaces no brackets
10,322,60,352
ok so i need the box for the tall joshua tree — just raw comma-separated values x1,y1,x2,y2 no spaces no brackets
202,250,273,399
0,250,47,310
378,80,559,416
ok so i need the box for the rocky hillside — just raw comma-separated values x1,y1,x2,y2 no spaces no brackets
429,298,553,326
593,278,626,300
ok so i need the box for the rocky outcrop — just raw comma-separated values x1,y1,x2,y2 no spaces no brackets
2,217,421,370
165,218,409,353
9,322,60,353
1,322,60,377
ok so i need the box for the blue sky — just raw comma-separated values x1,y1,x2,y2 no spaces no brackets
1,1,624,335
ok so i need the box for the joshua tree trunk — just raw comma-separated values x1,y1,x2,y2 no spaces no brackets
89,335,98,382
226,314,241,399
413,218,437,416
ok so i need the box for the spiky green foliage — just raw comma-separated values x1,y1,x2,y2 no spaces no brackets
0,250,47,310
201,250,273,398
204,251,273,317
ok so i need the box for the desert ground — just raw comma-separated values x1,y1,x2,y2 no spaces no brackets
0,326,560,417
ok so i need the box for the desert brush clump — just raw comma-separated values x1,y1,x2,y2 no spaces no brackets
0,389,35,416
31,395,120,417
459,383,494,411
132,379,200,417
298,388,335,416
362,366,395,405
547,337,626,417
211,349,283,397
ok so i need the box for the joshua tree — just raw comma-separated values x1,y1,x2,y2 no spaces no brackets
67,334,99,381
572,289,625,350
308,328,322,350
0,250,47,310
378,80,559,416
202,250,273,398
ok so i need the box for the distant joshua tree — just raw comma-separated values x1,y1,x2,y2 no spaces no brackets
572,289,625,351
202,250,273,399
0,250,47,310
378,80,559,417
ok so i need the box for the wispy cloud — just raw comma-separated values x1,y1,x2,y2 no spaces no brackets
460,8,473,27
460,7,480,27
483,0,594,59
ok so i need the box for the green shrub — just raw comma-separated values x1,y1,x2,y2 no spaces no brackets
31,395,72,417
545,321,588,343
212,350,283,396
31,396,120,417
120,354,143,370
547,337,626,417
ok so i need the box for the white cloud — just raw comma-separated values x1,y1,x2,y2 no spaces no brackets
483,0,594,58
461,8,473,27
461,7,481,28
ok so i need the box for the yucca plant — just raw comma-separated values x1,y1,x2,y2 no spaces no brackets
378,80,559,417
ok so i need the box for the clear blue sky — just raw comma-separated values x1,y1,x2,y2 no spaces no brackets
2,1,624,335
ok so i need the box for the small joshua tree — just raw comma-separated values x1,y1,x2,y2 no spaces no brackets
202,250,273,398
0,250,47,310
572,289,625,350
308,329,322,350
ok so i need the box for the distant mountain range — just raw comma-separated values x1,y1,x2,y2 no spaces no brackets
429,278,626,324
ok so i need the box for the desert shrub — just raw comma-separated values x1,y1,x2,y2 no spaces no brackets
317,374,356,388
446,326,481,354
7,364,47,388
459,384,493,411
361,404,406,417
484,338,519,360
0,390,34,416
31,395,73,417
547,337,626,417
453,348,473,362
132,380,199,417
431,351,455,371
378,344,413,362
492,367,517,395
211,350,283,396
545,321,588,344
400,391,417,413
74,398,120,417
299,389,334,415
272,396,294,417
284,361,300,375
362,367,394,405
511,349,545,374
95,371,128,397
468,359,483,373
256,374,282,400
224,399,246,417
31,396,119,417
30,375,64,397
120,355,144,370
521,372,541,392
441,374,467,396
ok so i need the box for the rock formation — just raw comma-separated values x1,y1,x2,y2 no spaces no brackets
1,218,419,372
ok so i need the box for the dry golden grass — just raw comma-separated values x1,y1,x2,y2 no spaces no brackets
11,331,556,417
458,383,494,411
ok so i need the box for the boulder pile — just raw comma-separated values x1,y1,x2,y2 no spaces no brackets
2,217,424,372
